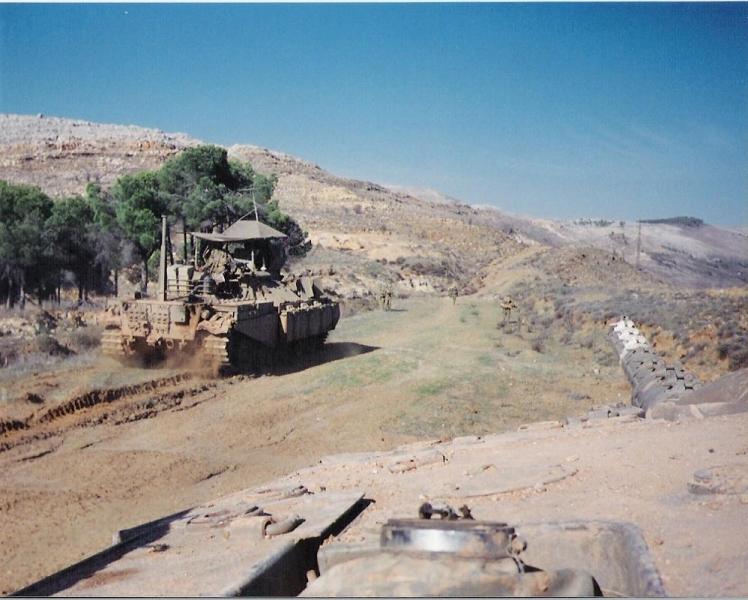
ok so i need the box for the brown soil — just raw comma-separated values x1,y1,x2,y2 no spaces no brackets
0,294,628,594
0,114,745,595
290,412,748,597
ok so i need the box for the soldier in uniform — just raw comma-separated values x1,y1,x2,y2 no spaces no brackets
501,295,517,324
448,285,459,305
203,246,233,282
379,287,387,310
384,285,393,311
33,310,56,335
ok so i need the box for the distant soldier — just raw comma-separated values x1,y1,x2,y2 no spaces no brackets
65,310,85,329
500,295,517,323
448,285,459,305
384,285,393,311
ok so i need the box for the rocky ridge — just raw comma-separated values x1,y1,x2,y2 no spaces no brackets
1,114,745,296
0,114,198,197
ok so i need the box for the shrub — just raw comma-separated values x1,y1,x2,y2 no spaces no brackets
729,346,748,371
64,325,103,352
33,334,71,356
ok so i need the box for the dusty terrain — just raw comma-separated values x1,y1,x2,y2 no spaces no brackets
290,410,748,597
1,113,747,595
1,295,746,595
0,294,634,593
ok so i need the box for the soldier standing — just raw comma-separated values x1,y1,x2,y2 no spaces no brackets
448,285,459,305
379,287,387,311
384,285,393,311
501,295,517,324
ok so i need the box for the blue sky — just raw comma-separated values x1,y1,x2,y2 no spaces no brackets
1,3,746,225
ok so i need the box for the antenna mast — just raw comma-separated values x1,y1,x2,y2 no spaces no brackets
158,215,169,301
252,188,259,222
236,185,260,222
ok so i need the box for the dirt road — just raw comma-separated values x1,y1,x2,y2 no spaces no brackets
0,295,626,593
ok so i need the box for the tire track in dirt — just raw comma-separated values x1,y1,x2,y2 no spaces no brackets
0,373,235,455
35,373,194,424
0,417,30,435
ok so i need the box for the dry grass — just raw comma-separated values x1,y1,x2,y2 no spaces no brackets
500,258,747,382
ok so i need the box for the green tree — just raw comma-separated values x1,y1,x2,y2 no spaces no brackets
155,146,307,254
108,145,308,291
0,181,55,307
85,183,124,296
159,146,251,230
111,172,168,292
159,146,281,225
159,145,237,193
47,195,96,301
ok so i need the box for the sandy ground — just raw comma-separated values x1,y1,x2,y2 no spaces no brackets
283,413,748,597
0,295,629,594
4,294,746,596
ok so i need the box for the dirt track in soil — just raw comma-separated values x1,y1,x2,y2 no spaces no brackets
1,294,629,593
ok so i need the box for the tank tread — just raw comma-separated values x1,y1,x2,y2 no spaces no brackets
200,331,330,376
101,329,127,359
201,334,231,374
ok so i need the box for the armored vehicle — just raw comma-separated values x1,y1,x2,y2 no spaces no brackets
102,216,339,373
14,494,666,597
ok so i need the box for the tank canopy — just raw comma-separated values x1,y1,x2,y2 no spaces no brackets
192,219,287,243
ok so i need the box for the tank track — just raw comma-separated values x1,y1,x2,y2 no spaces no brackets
201,334,231,375
101,329,127,359
102,329,159,365
103,328,329,374
199,331,329,375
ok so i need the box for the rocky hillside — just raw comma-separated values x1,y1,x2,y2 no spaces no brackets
0,114,524,305
535,217,748,289
226,144,523,300
0,114,198,197
1,114,745,298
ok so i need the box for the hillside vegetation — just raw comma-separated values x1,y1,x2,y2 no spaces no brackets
1,113,746,376
0,145,301,306
2,114,746,299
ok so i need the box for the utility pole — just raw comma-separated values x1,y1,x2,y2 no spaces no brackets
635,220,642,270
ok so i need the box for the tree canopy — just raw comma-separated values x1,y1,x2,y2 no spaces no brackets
0,145,306,305
0,181,55,305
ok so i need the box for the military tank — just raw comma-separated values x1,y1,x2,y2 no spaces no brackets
101,216,340,373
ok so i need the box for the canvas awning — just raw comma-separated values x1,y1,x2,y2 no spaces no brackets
192,219,287,243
